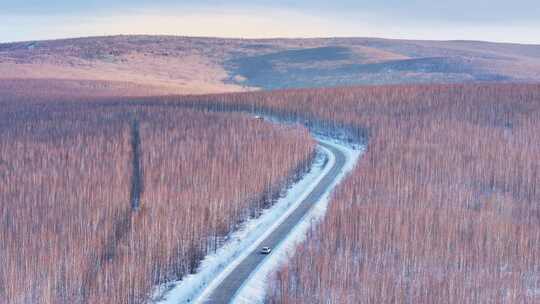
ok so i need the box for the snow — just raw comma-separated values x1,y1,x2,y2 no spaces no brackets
254,112,366,150
231,138,364,304
152,112,365,304
153,144,335,304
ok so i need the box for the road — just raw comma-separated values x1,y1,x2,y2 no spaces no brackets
202,141,347,304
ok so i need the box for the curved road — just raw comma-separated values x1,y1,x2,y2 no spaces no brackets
202,141,347,304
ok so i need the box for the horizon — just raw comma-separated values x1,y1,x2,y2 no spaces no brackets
2,33,540,46
1,1,539,44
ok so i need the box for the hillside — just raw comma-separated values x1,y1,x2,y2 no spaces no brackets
2,34,540,304
1,35,540,94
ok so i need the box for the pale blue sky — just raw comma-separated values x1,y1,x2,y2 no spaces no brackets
1,1,539,43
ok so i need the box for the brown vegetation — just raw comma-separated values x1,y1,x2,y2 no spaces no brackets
0,36,247,95
176,84,540,303
2,36,540,95
3,78,540,303
0,101,315,304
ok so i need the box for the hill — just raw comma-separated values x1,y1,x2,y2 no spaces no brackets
1,35,540,94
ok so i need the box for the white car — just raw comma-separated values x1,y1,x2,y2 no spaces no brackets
260,246,272,254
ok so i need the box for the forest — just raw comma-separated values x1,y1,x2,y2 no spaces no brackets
176,83,540,303
0,100,315,304
2,82,540,303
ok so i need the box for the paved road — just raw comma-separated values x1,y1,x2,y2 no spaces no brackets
203,141,347,304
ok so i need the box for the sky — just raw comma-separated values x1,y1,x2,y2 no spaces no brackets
1,0,539,44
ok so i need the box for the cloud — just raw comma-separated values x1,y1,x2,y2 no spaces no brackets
90,8,336,38
0,8,341,42
0,5,539,44
4,0,540,23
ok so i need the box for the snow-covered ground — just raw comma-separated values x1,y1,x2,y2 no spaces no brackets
153,144,340,304
232,138,363,303
151,112,364,304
